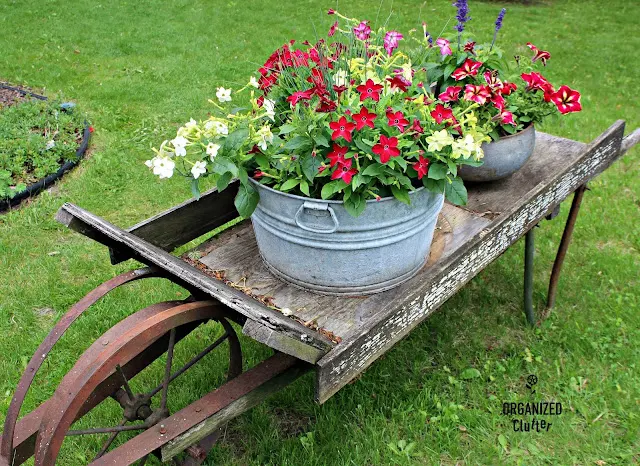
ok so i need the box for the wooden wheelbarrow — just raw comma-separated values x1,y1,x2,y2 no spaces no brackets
1,121,638,465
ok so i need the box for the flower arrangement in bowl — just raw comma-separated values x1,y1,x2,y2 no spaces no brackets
146,10,496,294
409,1,583,181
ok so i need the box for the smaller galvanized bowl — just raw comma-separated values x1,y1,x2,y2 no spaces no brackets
459,124,536,182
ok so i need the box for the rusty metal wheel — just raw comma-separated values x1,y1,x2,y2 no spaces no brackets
30,300,242,465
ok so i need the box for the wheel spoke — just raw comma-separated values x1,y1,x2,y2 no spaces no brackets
160,328,177,410
146,332,229,398
66,423,148,436
93,419,126,459
115,364,135,401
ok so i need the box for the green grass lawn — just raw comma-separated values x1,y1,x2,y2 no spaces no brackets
0,0,638,464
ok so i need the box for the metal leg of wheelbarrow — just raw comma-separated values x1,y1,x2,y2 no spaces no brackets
522,184,588,326
546,184,588,310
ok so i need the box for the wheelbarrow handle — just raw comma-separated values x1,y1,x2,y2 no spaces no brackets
621,127,640,154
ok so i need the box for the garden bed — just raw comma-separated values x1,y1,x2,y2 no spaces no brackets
0,83,91,211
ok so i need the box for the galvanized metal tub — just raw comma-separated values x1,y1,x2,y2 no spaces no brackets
459,124,536,182
249,179,444,295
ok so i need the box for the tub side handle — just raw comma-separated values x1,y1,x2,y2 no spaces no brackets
294,201,339,234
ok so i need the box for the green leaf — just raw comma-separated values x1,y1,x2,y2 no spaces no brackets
216,172,233,191
280,178,300,191
456,53,467,65
299,179,310,196
354,137,373,155
391,185,411,205
428,163,449,180
255,153,270,169
351,174,370,190
447,159,458,177
445,177,468,205
301,153,322,182
313,133,330,147
212,156,238,177
321,180,343,200
224,127,249,152
361,163,385,177
443,63,457,80
190,178,201,200
423,178,445,193
279,124,296,135
460,368,481,380
284,136,312,151
343,193,366,217
234,182,260,218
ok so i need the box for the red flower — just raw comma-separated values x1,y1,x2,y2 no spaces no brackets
356,79,384,102
372,135,400,163
483,71,504,91
438,86,462,102
307,68,327,91
386,111,409,132
328,21,339,37
386,75,410,92
317,98,338,113
500,81,518,96
327,144,349,167
491,94,506,112
329,116,356,142
498,110,516,126
463,41,476,54
452,58,483,81
331,159,358,184
430,103,454,124
463,84,492,105
526,42,551,66
287,89,314,106
259,73,278,92
253,170,266,178
551,85,582,114
412,155,430,179
521,72,549,92
353,106,377,130
411,119,424,135
89,126,95,133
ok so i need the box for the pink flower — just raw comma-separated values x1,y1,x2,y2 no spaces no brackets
353,21,371,40
463,84,492,105
551,85,582,114
329,116,356,142
328,21,339,37
526,42,551,66
412,155,430,179
287,88,314,106
452,58,482,81
499,110,516,126
435,38,452,56
491,94,506,112
372,135,401,163
386,111,409,132
438,86,462,102
384,31,403,55
483,71,504,91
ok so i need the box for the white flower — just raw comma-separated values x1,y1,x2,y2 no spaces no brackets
45,140,55,150
426,129,455,153
263,99,276,121
150,157,175,179
333,70,349,87
451,134,477,159
171,136,189,156
399,62,413,83
256,125,273,151
206,142,220,160
205,120,228,135
280,308,293,316
216,87,232,103
145,159,154,168
185,118,197,129
191,161,207,179
249,76,259,88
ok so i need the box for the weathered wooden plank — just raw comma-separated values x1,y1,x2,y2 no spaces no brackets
110,181,239,264
55,203,335,357
161,353,309,461
315,121,625,404
242,320,326,364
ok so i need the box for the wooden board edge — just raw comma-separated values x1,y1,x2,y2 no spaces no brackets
243,320,327,364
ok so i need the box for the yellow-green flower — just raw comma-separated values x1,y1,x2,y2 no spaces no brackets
426,129,455,152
